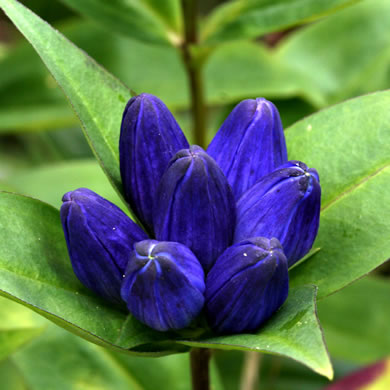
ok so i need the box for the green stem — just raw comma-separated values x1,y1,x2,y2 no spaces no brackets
181,0,207,148
190,348,210,390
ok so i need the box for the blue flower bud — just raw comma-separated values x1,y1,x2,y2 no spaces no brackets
61,188,147,303
205,237,288,334
119,93,189,232
207,98,287,200
153,145,236,272
121,240,205,331
234,161,321,267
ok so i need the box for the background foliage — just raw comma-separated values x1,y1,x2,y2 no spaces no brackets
0,0,389,388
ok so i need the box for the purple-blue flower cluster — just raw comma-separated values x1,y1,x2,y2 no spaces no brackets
61,93,321,334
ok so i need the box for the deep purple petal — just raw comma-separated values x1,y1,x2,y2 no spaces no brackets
153,145,236,271
207,98,287,199
234,161,321,267
205,237,289,334
119,93,189,232
60,188,147,303
121,240,205,331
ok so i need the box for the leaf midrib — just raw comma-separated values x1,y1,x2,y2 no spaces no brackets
321,162,390,213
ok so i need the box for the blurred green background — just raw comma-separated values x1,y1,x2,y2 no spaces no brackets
0,0,389,388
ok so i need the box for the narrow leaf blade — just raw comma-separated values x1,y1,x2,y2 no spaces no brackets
202,0,362,44
0,0,132,200
60,0,182,46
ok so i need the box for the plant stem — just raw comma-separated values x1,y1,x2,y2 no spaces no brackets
240,352,261,390
190,348,210,390
181,0,207,148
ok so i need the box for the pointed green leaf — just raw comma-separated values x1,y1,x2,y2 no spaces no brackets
178,286,333,379
60,0,182,46
286,90,390,298
0,0,132,201
0,192,180,354
202,0,362,44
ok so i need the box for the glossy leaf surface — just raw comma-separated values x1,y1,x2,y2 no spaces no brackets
287,91,390,298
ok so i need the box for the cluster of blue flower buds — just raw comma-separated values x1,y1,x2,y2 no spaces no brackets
61,94,321,334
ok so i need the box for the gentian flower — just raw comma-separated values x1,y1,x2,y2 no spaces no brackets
205,237,289,334
153,145,236,272
121,240,205,331
119,93,189,232
207,98,287,200
60,188,147,303
61,94,321,334
234,161,321,267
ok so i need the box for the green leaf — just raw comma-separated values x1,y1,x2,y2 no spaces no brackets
286,90,390,298
0,296,46,362
0,0,132,201
2,159,126,210
60,0,183,46
178,286,333,379
318,276,390,364
201,0,362,44
0,192,178,354
277,0,390,107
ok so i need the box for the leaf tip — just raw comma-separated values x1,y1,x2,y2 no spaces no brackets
318,361,334,381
